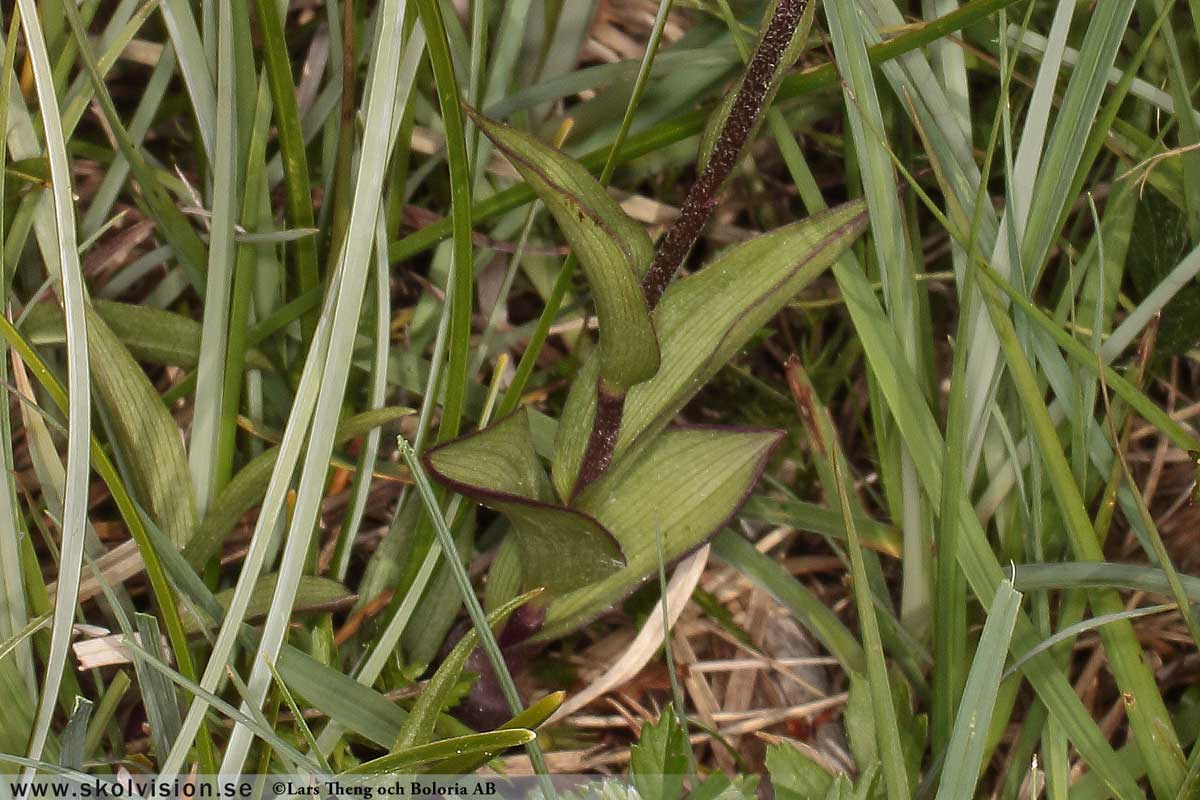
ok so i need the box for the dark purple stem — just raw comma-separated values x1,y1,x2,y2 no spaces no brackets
571,384,626,499
640,0,808,310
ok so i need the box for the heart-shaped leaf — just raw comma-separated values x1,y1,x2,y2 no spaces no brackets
552,200,867,498
470,110,659,392
423,409,626,597
538,425,782,640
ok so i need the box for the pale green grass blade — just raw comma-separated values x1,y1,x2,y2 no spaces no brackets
1003,604,1176,683
0,4,31,695
417,0,474,444
934,580,1021,800
159,0,216,160
1020,0,1140,276
215,0,411,773
1005,23,1198,128
978,271,1187,796
333,210,393,581
826,0,929,640
831,261,1142,798
132,613,183,761
161,262,340,776
17,0,92,774
188,0,240,515
1014,562,1200,600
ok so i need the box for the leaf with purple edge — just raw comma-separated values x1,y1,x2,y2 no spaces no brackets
469,110,660,393
552,200,867,500
536,425,783,641
423,410,626,597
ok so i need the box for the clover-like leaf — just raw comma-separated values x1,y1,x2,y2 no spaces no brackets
552,200,867,499
470,110,659,392
537,425,783,640
423,409,626,597
630,706,690,800
766,741,837,800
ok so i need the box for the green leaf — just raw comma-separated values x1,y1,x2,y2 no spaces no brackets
1127,189,1200,356
539,426,782,640
179,575,353,635
766,742,836,800
341,729,536,776
711,530,866,674
424,410,626,597
552,200,867,499
470,110,659,392
393,589,541,751
630,706,689,800
86,306,198,547
431,691,565,774
935,579,1022,800
276,645,409,748
22,299,272,371
182,405,414,567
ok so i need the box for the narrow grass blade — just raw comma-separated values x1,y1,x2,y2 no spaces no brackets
1003,604,1175,683
188,0,240,515
213,0,412,773
415,0,473,444
934,580,1021,799
158,0,216,159
978,267,1187,796
341,730,536,776
17,0,92,774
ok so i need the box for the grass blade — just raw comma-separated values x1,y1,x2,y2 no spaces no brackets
934,580,1021,799
17,0,92,774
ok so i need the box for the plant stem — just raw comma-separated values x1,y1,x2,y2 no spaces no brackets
640,0,809,309
571,383,625,496
575,0,809,490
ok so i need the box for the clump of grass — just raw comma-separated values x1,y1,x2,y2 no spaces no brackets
2,0,1200,797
